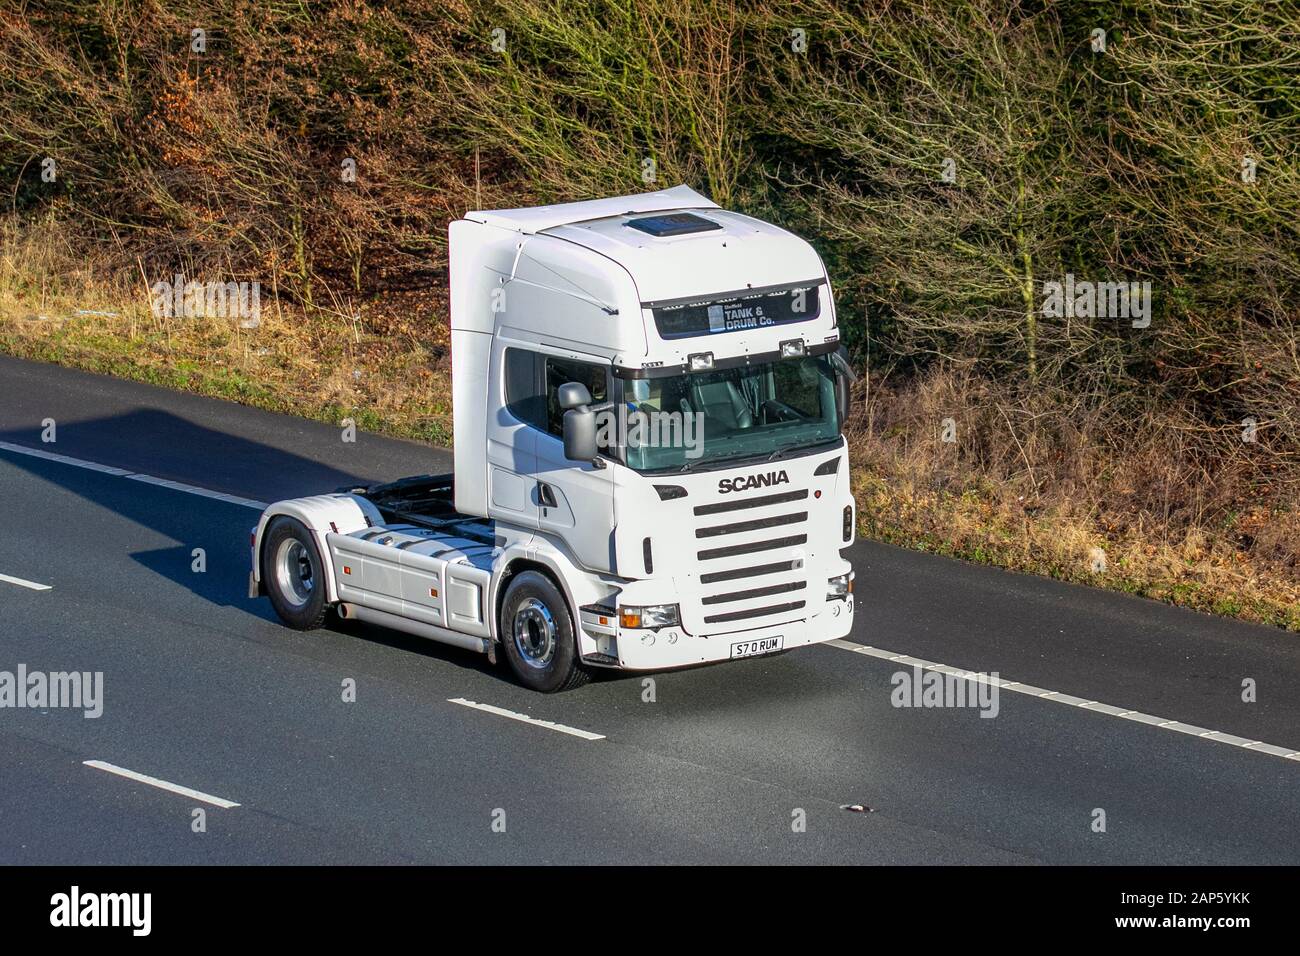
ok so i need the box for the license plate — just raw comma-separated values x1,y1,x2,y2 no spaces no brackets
730,636,783,659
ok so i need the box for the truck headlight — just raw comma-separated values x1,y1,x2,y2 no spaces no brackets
827,572,854,600
619,603,680,629
688,352,714,371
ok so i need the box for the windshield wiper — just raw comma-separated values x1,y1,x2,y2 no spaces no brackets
654,438,827,474
766,440,814,462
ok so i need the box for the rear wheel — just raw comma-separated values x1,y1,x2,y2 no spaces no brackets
261,516,329,629
499,571,589,692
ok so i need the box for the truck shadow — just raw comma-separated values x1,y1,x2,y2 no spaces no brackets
0,410,503,681
0,407,373,500
0,409,355,605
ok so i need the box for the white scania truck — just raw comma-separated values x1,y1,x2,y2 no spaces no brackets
249,185,856,691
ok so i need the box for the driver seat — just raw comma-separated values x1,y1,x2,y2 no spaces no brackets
688,379,754,430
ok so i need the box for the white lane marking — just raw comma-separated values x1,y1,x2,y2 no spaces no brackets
124,473,268,509
448,697,605,741
83,760,240,809
0,440,267,510
827,639,1300,764
0,572,52,591
0,440,133,476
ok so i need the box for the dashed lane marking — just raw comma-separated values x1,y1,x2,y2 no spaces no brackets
84,760,241,809
0,572,52,591
448,697,606,741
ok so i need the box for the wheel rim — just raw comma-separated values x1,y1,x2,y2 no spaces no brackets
274,538,315,608
512,598,557,669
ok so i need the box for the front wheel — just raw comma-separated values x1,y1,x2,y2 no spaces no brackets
499,571,589,692
261,516,329,629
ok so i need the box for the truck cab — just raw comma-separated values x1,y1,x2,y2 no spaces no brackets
250,185,856,691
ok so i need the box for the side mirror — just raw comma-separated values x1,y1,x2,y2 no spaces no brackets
559,381,598,462
558,382,592,411
563,407,597,461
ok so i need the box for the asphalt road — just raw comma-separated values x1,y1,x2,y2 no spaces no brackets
1,354,1297,864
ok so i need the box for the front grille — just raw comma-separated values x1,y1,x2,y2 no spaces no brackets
697,534,806,561
695,484,812,628
702,580,806,605
700,560,799,584
696,511,806,538
704,600,807,625
694,488,808,516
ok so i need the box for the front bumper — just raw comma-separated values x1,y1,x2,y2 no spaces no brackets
580,593,854,671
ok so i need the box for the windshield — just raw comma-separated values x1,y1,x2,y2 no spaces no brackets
620,354,840,472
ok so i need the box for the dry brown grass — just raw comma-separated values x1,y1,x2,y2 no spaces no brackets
849,368,1300,628
0,214,452,443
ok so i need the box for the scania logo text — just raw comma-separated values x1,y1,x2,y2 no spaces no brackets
718,470,790,494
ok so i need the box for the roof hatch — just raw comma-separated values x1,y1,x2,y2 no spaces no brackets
624,212,722,238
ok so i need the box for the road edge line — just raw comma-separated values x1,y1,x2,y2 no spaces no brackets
826,639,1300,764
0,440,267,510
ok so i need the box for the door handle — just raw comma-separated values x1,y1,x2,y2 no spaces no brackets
537,482,557,509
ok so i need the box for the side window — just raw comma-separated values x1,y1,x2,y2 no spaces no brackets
544,357,608,438
504,348,546,430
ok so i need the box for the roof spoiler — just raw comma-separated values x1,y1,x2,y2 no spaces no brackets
464,184,717,235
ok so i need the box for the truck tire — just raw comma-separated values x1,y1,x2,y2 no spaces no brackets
261,516,329,630
499,571,590,693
